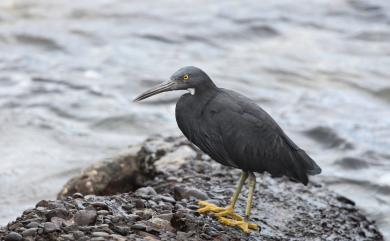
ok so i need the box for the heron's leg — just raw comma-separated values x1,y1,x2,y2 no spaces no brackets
197,171,248,221
218,173,259,233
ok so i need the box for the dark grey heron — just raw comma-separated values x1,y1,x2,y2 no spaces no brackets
134,66,321,233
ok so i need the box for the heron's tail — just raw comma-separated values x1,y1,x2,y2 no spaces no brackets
295,149,321,175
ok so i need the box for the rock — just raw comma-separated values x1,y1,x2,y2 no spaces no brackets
131,223,147,230
91,201,109,210
97,210,110,215
159,195,176,204
134,199,145,208
0,136,384,241
4,232,22,241
74,209,97,226
35,200,49,208
43,222,59,233
135,186,157,196
26,221,40,228
21,228,37,237
156,213,173,221
72,192,84,199
92,231,110,237
174,186,209,200
72,230,85,239
60,234,74,240
46,208,68,219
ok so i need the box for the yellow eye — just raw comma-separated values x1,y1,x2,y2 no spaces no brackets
183,74,189,80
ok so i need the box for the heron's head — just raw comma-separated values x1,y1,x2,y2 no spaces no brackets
134,66,216,102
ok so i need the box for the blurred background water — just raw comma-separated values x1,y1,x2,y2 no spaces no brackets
0,0,390,239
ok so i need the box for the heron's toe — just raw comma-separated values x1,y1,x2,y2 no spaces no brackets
214,208,243,221
218,217,259,234
197,201,226,213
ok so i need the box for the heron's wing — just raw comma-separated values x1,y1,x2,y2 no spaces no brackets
175,95,238,168
211,89,321,184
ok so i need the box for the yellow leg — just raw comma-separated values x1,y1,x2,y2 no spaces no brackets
197,171,259,233
198,171,247,221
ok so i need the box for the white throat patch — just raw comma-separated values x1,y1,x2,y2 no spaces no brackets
187,88,195,95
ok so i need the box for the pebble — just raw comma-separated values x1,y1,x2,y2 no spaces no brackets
148,200,158,207
72,230,85,239
131,223,147,230
97,210,110,215
35,200,49,208
44,222,59,233
91,237,106,241
74,209,97,226
4,232,23,241
91,201,109,210
111,234,127,241
159,195,176,204
110,225,130,236
135,186,157,196
121,204,134,210
92,231,110,237
156,213,173,221
60,234,74,240
72,193,84,199
149,217,172,230
185,188,209,200
21,228,37,237
135,199,145,208
127,214,140,222
47,208,68,219
26,221,40,228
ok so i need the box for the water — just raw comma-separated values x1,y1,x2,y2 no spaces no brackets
0,0,390,239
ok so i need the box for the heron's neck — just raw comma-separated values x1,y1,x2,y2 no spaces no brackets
194,79,217,95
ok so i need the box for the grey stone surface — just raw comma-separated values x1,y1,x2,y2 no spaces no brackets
0,136,384,240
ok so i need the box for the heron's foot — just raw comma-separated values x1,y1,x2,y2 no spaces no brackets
197,201,259,233
197,200,242,221
218,217,259,234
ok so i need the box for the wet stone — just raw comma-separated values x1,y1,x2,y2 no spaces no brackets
135,186,157,196
110,225,130,236
22,228,37,237
72,192,84,199
159,195,176,204
26,221,40,228
97,210,110,215
127,214,140,222
72,230,85,239
156,213,173,221
74,209,97,226
122,204,134,210
60,234,74,240
131,223,147,230
43,222,59,233
35,200,49,208
135,199,145,209
4,232,22,241
91,237,106,241
92,231,110,237
91,202,109,210
47,208,68,219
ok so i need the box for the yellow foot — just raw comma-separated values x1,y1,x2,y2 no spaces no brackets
197,201,259,233
219,217,259,234
197,201,243,221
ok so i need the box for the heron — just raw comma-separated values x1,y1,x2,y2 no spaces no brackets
134,66,321,233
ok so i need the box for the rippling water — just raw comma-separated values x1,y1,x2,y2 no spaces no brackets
1,0,390,239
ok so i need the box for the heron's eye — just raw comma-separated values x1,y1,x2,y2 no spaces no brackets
183,74,189,81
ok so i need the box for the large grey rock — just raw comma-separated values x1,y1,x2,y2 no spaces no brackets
0,136,384,240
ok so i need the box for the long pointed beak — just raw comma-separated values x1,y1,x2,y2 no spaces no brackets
133,81,177,102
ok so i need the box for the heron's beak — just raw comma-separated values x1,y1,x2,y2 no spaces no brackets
133,81,178,102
